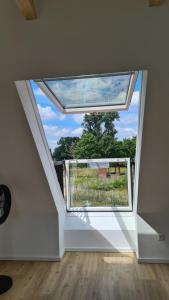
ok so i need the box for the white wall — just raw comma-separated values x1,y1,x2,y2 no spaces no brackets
137,70,169,261
137,216,169,262
65,212,136,251
0,85,60,260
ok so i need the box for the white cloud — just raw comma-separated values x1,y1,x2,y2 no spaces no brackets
37,104,57,121
115,113,138,126
72,114,84,124
114,90,139,139
72,127,83,136
43,125,70,150
43,124,83,150
47,139,58,151
43,125,70,138
34,88,45,97
116,126,137,140
131,91,139,106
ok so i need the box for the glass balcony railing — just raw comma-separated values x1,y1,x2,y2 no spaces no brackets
63,158,133,212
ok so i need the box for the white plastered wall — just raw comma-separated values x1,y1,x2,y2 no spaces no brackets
0,84,62,260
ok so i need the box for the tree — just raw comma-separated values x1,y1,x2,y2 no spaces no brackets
102,112,119,137
106,137,136,159
52,114,136,161
82,112,119,139
119,137,136,159
98,136,118,158
53,137,79,161
82,113,103,138
73,112,120,159
73,133,102,159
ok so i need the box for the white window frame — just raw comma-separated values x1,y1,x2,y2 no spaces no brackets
35,71,138,114
65,158,132,212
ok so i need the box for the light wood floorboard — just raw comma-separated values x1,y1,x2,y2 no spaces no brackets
0,252,169,300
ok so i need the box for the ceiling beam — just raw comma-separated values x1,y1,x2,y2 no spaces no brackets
16,0,37,20
149,0,163,6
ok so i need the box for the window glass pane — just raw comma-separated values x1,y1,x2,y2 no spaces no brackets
44,73,132,109
68,160,130,209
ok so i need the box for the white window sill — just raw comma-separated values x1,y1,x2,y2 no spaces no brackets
65,211,135,218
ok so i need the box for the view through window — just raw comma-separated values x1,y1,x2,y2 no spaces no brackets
31,72,140,211
66,158,132,211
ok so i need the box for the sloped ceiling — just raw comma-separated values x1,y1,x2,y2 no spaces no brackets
15,0,163,21
0,0,168,81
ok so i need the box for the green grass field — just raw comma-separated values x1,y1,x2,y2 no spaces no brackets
69,166,129,208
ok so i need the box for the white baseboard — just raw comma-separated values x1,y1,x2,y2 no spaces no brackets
59,249,65,260
138,257,169,264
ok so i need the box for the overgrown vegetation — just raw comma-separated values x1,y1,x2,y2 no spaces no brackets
69,166,128,207
89,176,127,191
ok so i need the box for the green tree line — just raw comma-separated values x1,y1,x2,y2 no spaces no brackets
52,112,136,161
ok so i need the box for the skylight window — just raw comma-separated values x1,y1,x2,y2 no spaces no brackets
35,71,138,114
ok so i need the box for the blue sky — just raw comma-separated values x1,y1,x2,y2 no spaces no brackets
31,74,140,151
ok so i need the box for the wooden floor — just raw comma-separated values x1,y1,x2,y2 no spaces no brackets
0,252,169,300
